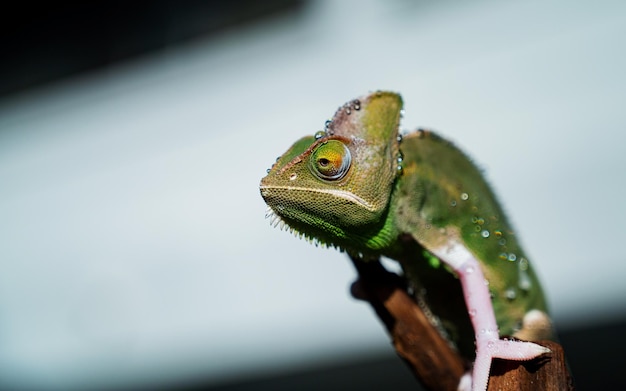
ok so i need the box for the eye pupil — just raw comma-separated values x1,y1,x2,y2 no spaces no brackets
309,140,351,181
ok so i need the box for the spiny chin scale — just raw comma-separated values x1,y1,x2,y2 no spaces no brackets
264,208,345,252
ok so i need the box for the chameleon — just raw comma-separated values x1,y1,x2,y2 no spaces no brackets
259,91,553,390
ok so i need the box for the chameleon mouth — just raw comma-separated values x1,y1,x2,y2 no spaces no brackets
260,185,376,212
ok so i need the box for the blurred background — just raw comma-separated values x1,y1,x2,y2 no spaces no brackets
1,0,625,389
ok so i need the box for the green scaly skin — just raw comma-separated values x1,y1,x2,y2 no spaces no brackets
260,91,553,389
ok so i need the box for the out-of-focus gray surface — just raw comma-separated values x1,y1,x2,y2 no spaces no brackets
1,1,625,389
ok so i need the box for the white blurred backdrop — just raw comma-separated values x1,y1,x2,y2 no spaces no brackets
1,0,625,389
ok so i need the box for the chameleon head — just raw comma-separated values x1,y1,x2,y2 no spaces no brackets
259,91,403,250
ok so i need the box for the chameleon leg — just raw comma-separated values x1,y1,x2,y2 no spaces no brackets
432,243,550,391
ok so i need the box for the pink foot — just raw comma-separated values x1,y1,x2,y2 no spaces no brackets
470,338,550,390
431,242,550,391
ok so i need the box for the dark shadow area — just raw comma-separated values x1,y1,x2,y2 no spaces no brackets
148,317,624,391
558,317,625,390
0,0,306,97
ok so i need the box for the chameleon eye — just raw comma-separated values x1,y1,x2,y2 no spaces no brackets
309,140,351,181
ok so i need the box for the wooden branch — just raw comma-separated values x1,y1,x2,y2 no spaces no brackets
349,257,574,391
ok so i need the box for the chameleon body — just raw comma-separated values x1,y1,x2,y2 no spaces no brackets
259,92,553,390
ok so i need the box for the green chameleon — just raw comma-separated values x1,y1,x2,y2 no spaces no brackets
259,91,553,391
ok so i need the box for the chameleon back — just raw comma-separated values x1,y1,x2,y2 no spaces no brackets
388,130,552,358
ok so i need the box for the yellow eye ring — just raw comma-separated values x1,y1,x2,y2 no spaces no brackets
309,140,351,181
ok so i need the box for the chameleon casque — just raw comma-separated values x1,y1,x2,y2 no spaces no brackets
259,91,553,390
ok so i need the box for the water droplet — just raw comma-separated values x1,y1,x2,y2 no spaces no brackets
519,257,529,270
505,288,517,300
289,173,297,181
487,341,495,348
345,107,352,115
397,134,403,142
481,230,490,238
266,168,270,173
469,309,477,317
474,225,482,232
519,280,531,292
499,252,508,260
471,216,478,223
461,193,469,200
465,265,474,274
498,238,507,246
518,258,532,291
352,99,361,110
314,130,326,139
480,328,486,334
450,200,457,207
324,119,332,130
507,253,517,262
400,109,406,118
494,230,502,238
519,273,531,291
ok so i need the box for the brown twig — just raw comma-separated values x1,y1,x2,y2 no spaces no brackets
349,257,574,391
